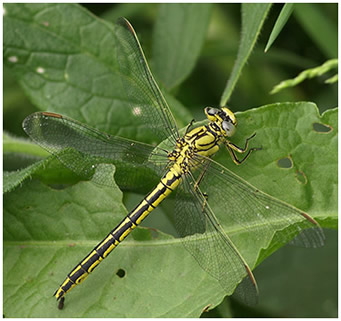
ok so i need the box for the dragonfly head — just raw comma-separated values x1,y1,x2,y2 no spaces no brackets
204,107,237,137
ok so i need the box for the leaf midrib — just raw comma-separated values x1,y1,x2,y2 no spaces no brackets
3,213,301,248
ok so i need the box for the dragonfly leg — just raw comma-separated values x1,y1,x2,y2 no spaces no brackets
192,162,211,212
193,160,211,191
185,119,196,134
226,145,261,165
227,133,257,153
201,192,208,212
225,133,261,165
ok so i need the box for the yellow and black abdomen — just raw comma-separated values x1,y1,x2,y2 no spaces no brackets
54,167,181,300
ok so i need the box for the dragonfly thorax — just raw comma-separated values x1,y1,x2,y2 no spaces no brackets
168,138,195,174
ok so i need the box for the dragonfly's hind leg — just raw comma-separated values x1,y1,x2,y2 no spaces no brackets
192,161,211,212
193,160,211,191
201,192,209,213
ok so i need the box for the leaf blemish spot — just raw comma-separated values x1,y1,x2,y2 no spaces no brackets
8,56,18,63
277,156,293,169
36,67,45,74
313,122,332,133
132,106,142,116
3,7,6,15
116,268,126,278
295,170,307,185
42,21,49,27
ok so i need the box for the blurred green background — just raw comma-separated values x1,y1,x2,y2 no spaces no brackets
3,3,337,318
4,3,338,137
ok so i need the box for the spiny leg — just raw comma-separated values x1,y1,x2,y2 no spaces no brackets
225,133,261,165
227,133,257,153
226,145,261,165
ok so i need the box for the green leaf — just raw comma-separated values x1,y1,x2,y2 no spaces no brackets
4,64,38,137
220,3,272,106
270,59,338,94
3,3,190,145
325,74,338,84
3,132,77,193
264,3,294,53
4,102,337,317
4,168,226,317
152,3,212,90
215,102,337,224
4,3,337,316
4,131,48,157
4,161,42,193
294,3,338,59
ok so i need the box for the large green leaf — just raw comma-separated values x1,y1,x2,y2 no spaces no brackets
3,3,191,145
4,3,337,317
4,102,337,317
4,168,226,317
218,102,337,223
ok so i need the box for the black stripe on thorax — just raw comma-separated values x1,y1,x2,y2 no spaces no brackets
197,142,220,152
205,124,220,137
186,127,206,139
198,139,217,147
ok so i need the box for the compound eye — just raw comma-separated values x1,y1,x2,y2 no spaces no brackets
206,107,219,116
222,120,236,137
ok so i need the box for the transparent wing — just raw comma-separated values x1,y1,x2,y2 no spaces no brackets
189,155,325,250
174,154,324,304
115,17,179,146
23,112,169,189
174,172,258,304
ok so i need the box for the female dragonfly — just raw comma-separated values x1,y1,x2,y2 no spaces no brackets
23,17,324,307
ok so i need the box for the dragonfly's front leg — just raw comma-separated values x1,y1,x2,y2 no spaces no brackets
185,119,195,135
225,133,261,165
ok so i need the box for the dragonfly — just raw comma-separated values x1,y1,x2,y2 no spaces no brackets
22,17,324,307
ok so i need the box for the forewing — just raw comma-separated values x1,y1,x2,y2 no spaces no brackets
115,17,179,146
23,112,168,189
